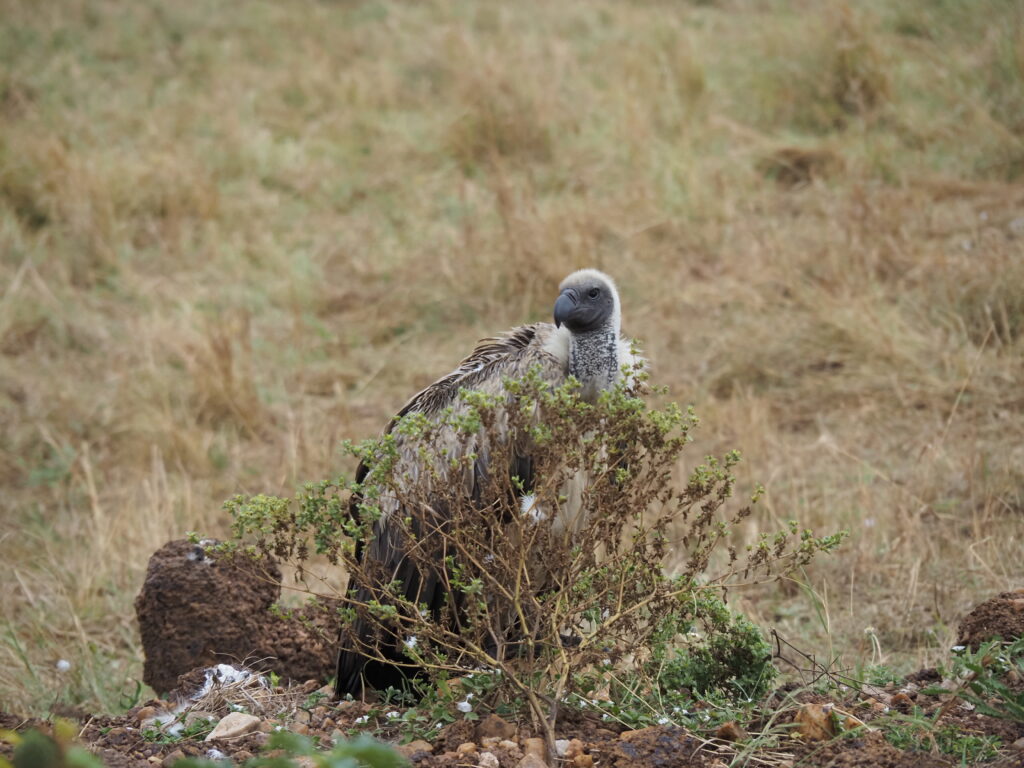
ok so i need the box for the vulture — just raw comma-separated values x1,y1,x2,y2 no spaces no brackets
335,269,641,697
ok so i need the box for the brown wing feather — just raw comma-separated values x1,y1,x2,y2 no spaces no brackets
336,323,564,696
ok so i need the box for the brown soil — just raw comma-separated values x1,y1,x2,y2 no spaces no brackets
957,590,1024,651
135,539,343,694
7,583,1024,767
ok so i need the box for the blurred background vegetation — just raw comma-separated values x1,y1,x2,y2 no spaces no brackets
1,0,1022,714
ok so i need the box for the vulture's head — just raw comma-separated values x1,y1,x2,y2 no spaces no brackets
553,269,621,334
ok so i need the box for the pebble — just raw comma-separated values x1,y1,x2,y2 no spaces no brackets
1013,737,1024,751
321,718,335,731
135,706,158,724
294,709,311,724
554,739,571,757
478,752,500,768
205,712,262,741
396,740,434,758
518,754,549,768
185,711,216,726
258,720,276,733
330,729,348,745
289,722,310,736
499,740,519,751
565,739,584,759
457,742,478,755
161,750,185,767
477,713,517,741
522,737,546,758
573,755,593,768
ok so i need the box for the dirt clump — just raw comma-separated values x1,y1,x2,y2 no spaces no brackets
135,539,343,694
793,730,953,767
957,589,1024,650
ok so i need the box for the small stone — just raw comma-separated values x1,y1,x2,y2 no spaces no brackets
620,727,660,742
477,713,517,741
259,720,276,733
793,704,835,742
518,754,549,768
161,750,185,767
316,684,334,697
565,739,584,759
313,706,329,717
478,752,500,768
331,729,348,745
322,717,335,731
457,742,478,755
147,756,161,764
234,752,253,762
205,712,262,741
715,721,747,742
250,732,270,746
294,709,311,724
554,739,571,757
135,706,158,724
396,740,434,758
522,738,546,758
499,740,519,750
184,711,216,726
1012,737,1024,751
573,755,593,768
481,737,500,748
290,723,310,735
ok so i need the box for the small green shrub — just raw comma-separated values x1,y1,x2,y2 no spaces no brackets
224,370,843,753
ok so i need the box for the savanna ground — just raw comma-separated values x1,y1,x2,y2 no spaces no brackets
1,0,1023,745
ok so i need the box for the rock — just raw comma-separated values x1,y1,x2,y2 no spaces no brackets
554,739,570,757
611,726,697,766
457,742,478,755
481,737,500,748
330,729,348,745
290,722,310,735
184,711,216,726
573,755,593,768
957,590,1024,650
135,706,158,724
793,703,835,741
322,717,335,730
522,737,546,758
161,750,185,767
564,739,584,759
478,752,500,768
259,720,276,733
476,713,516,741
1012,737,1024,751
205,712,262,741
294,709,311,724
135,539,344,694
715,720,746,742
498,740,519,750
518,755,549,768
396,740,434,759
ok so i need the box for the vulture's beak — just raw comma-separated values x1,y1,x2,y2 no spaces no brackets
553,289,577,328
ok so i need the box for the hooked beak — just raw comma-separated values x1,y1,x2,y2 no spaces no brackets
553,288,577,328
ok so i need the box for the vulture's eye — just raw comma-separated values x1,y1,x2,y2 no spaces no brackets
588,288,600,298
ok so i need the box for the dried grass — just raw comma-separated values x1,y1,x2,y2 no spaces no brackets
1,0,1022,715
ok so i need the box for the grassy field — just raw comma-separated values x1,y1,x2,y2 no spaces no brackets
2,0,1022,715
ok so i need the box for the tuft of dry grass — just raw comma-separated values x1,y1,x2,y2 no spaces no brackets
1,0,1023,715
